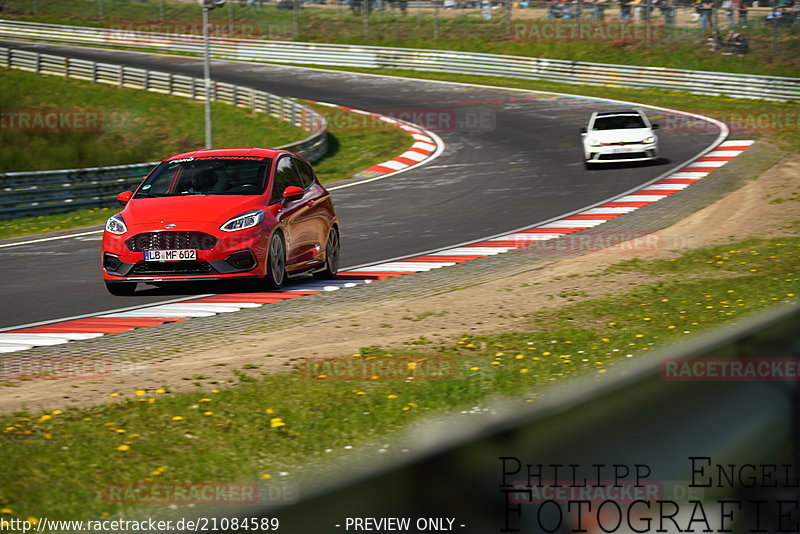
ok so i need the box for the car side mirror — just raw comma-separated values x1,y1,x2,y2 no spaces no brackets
281,185,304,204
117,191,133,203
580,126,587,134
651,123,659,130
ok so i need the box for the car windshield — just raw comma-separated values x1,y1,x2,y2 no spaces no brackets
592,114,647,131
134,156,272,198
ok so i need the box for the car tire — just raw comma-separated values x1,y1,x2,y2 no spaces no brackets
265,232,286,290
313,226,340,280
105,281,137,296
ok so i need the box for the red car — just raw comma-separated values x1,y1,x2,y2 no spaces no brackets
102,148,339,296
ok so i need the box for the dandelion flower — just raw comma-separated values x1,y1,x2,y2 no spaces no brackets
270,418,285,428
171,416,184,421
116,445,131,452
261,474,272,480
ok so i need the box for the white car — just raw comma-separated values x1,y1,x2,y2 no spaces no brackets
580,109,659,169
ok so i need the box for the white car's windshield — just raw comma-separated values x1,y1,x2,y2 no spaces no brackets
592,114,647,131
135,156,272,198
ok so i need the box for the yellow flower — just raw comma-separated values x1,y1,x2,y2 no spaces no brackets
515,355,524,359
116,444,131,452
491,361,501,366
51,410,63,415
387,394,398,399
465,343,475,348
355,391,365,396
260,473,272,480
199,398,212,402
38,415,52,423
495,352,504,357
635,334,644,338
520,369,529,374
406,362,417,370
264,409,275,415
470,366,480,371
211,389,221,393
0,508,12,515
171,416,184,421
136,390,146,396
115,429,126,434
155,389,167,394
543,351,552,356
318,374,327,379
270,418,285,428
203,411,214,416
130,433,141,438
26,518,38,525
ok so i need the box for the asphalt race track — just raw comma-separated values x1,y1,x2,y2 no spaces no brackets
0,40,721,328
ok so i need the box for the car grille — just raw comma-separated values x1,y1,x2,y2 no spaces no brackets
598,152,648,160
129,261,217,276
605,141,642,146
126,231,218,252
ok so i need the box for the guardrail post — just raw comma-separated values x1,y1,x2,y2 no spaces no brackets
144,70,149,91
34,52,41,74
118,65,124,87
168,72,173,95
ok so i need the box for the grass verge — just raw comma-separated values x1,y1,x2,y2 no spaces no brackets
1,231,797,519
0,69,307,172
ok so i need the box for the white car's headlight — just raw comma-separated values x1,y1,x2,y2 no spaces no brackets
105,213,127,235
220,210,264,232
642,136,656,144
589,139,603,147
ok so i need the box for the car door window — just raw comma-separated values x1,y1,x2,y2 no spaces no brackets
271,156,302,203
293,157,315,190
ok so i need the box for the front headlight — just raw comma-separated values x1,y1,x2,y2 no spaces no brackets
642,136,656,144
105,213,127,235
220,210,264,232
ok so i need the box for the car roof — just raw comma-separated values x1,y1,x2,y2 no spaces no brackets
594,110,643,117
164,147,284,161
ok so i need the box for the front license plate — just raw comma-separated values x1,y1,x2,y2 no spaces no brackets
144,249,197,262
612,147,636,153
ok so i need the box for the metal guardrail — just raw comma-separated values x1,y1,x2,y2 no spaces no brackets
1,19,798,102
179,301,800,532
0,45,328,219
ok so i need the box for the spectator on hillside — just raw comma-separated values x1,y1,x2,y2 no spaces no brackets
735,0,748,25
695,0,713,28
659,0,676,24
619,0,632,22
722,0,735,25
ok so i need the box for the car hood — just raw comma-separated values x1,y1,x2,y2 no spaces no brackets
122,195,263,225
587,128,654,143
